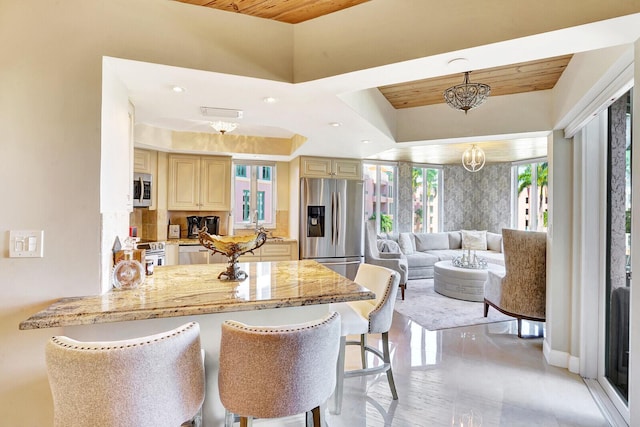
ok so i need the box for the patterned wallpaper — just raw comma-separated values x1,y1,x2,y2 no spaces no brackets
442,163,512,233
397,162,414,232
394,161,511,233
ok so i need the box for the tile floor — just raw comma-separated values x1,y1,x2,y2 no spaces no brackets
254,311,608,427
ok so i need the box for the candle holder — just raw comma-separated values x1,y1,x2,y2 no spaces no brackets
452,249,488,270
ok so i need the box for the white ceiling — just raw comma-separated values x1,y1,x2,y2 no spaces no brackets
109,11,640,163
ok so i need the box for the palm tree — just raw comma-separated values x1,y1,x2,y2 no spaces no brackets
517,162,548,227
412,168,439,232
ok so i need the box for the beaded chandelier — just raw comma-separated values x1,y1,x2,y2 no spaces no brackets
443,71,491,114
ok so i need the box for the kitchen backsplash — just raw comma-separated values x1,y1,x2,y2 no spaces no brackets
130,208,168,241
130,209,290,241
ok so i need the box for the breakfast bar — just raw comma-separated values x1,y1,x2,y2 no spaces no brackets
20,260,375,426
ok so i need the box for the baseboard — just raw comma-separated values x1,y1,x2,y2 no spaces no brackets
568,355,580,374
543,340,581,373
543,339,567,368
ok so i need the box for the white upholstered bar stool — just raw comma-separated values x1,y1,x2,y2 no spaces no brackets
45,322,205,427
330,263,400,414
218,312,341,427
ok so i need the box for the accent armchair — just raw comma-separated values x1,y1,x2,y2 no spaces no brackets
364,220,408,299
484,228,547,338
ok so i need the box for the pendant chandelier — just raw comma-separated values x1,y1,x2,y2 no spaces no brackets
443,71,491,114
210,121,238,134
462,144,485,172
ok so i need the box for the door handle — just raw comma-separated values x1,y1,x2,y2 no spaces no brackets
138,177,144,203
331,192,337,245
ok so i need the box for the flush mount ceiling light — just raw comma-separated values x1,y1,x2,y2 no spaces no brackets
462,144,486,172
210,121,238,135
172,86,185,93
443,71,491,114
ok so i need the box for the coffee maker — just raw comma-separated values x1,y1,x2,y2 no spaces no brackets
201,216,220,235
186,216,202,239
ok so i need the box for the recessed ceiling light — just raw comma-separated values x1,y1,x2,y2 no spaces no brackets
263,97,278,104
172,86,185,93
329,122,341,127
362,140,371,144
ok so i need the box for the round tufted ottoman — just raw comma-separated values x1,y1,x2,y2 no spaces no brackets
433,260,505,302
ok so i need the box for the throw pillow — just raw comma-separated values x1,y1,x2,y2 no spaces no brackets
461,230,487,250
448,231,462,249
414,232,449,251
486,232,503,252
385,232,399,243
398,233,415,255
377,239,401,254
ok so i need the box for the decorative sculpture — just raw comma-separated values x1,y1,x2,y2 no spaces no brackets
198,227,267,281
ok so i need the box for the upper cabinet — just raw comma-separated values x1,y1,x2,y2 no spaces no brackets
168,154,231,211
300,156,362,179
133,148,153,174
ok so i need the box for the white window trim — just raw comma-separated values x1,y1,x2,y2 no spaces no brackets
232,160,276,231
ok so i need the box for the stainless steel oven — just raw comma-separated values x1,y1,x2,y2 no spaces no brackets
133,172,152,208
138,242,165,266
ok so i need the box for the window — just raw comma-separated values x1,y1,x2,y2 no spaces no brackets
242,190,250,221
363,163,397,233
257,191,265,221
512,160,548,231
412,166,442,233
605,90,632,404
233,162,275,229
259,166,271,181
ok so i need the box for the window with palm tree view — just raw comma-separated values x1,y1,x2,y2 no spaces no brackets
364,163,396,233
412,166,441,233
514,161,548,231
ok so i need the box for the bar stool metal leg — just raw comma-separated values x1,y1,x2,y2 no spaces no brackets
382,331,398,400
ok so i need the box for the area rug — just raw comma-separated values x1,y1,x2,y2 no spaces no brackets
394,279,513,331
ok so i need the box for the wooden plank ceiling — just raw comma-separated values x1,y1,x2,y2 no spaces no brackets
379,55,573,109
174,0,369,24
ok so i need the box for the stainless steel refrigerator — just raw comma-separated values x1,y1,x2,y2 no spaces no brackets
299,177,364,280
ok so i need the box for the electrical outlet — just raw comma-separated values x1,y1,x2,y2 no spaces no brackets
9,230,44,258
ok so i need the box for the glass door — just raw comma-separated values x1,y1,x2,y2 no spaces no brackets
604,89,632,414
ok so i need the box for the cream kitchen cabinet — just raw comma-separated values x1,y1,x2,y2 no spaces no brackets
300,156,362,179
168,154,231,211
133,148,153,174
237,240,298,262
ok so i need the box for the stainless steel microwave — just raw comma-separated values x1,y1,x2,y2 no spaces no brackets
133,172,152,207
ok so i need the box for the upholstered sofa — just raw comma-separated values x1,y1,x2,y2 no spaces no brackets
376,230,504,280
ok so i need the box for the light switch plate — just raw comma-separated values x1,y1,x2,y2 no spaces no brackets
9,230,44,258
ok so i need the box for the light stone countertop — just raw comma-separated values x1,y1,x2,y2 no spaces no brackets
19,260,373,330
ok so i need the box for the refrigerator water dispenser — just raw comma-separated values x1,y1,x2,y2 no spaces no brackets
307,206,325,237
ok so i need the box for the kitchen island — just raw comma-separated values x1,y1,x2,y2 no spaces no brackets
20,260,373,426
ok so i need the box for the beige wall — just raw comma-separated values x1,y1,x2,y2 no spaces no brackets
0,1,291,423
1,0,639,424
